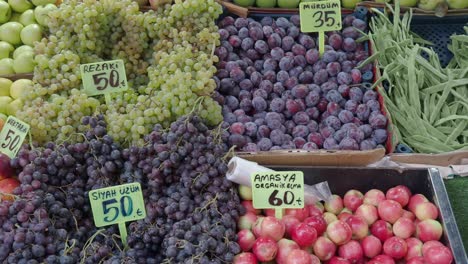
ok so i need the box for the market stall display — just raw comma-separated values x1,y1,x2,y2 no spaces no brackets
0,0,466,262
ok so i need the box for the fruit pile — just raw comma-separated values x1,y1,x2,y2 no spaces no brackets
0,0,56,75
0,77,31,125
13,0,223,146
0,114,244,263
215,15,388,152
235,185,454,263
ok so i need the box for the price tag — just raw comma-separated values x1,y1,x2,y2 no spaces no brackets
251,171,304,219
89,183,146,245
299,0,342,55
80,59,128,97
0,116,30,159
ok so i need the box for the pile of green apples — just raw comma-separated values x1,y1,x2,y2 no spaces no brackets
0,77,31,127
0,0,58,75
376,0,467,10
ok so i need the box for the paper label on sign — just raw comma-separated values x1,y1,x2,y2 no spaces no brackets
89,183,146,227
80,59,128,96
251,171,305,209
299,0,342,32
0,116,30,158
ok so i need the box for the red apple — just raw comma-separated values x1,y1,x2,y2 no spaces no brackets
423,245,453,264
378,199,403,224
233,252,258,264
370,220,393,242
291,223,317,247
276,238,300,264
368,255,395,264
285,249,312,264
383,236,407,259
238,212,258,230
325,195,344,215
386,186,411,207
393,217,415,239
264,208,276,217
303,215,327,236
307,203,324,216
282,215,300,238
407,256,425,264
252,217,264,237
414,202,439,221
309,254,320,264
343,190,364,212
238,229,256,251
355,204,378,225
313,236,336,261
338,208,353,222
242,200,261,215
364,189,386,206
361,235,382,258
252,237,278,262
259,216,285,241
0,153,13,181
338,240,363,263
0,178,19,201
408,194,429,213
416,219,443,242
328,256,351,264
326,220,352,245
406,237,423,260
285,208,309,222
402,209,416,220
422,240,445,256
323,212,338,224
345,215,369,239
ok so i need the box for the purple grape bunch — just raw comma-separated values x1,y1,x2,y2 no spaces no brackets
216,15,387,151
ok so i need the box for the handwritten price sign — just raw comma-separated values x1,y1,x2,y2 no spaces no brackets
89,183,146,244
0,116,30,158
80,60,128,97
299,0,342,56
251,171,304,218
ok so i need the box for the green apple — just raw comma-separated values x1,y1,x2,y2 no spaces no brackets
9,78,31,99
277,0,300,8
31,0,56,5
0,22,24,46
0,1,11,23
7,0,33,13
9,12,21,22
0,41,14,59
13,45,32,59
233,0,255,7
19,9,36,25
418,0,443,10
238,185,253,200
0,58,14,75
13,51,35,73
342,0,362,8
256,0,276,7
447,0,468,8
20,23,42,46
7,98,22,115
34,3,56,26
400,0,418,6
0,77,12,96
0,96,12,114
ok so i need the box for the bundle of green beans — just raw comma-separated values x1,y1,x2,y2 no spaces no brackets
361,2,468,153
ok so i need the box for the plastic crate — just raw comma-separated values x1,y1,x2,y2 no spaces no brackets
271,166,468,263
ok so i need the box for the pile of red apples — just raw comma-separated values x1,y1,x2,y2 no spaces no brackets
235,185,453,264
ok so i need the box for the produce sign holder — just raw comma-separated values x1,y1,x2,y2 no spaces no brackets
269,166,467,262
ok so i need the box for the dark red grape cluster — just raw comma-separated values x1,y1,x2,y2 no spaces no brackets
214,15,388,151
0,115,242,263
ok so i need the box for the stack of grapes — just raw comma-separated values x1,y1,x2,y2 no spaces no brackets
214,15,389,152
0,115,242,263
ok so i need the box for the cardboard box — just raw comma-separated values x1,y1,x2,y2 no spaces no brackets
389,150,468,167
